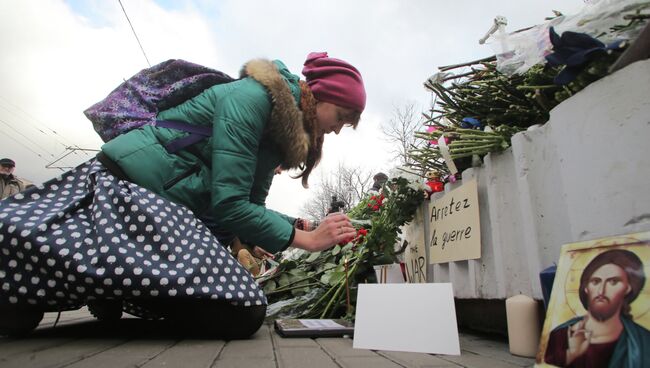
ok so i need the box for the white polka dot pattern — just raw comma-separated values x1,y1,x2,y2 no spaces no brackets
0,160,266,310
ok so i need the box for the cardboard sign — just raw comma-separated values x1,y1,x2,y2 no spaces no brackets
428,179,481,264
536,232,650,367
353,283,460,355
403,204,428,282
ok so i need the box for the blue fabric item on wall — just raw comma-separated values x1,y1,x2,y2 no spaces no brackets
545,27,625,85
539,265,557,311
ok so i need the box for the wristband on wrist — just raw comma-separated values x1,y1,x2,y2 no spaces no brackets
295,218,317,231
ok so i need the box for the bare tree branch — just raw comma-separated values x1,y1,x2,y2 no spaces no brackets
299,163,374,221
381,102,425,167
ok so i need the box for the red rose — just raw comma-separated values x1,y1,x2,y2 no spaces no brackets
338,237,354,246
353,228,368,244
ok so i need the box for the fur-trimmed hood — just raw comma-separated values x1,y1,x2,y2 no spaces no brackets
240,59,309,169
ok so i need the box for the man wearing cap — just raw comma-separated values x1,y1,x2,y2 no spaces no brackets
0,158,33,200
544,249,650,367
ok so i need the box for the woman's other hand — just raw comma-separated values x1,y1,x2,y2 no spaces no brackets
251,246,275,260
293,212,355,252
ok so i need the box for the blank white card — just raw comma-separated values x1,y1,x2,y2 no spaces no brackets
353,283,460,355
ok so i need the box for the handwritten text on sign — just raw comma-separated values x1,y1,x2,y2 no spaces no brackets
403,204,427,283
428,179,481,264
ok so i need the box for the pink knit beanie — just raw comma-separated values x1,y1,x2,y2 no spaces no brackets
302,52,366,112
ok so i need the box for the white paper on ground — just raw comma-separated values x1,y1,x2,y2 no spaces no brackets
353,283,460,355
299,319,345,329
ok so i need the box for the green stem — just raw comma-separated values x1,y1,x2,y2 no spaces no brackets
266,282,322,296
320,260,361,318
454,128,495,134
449,142,497,149
304,254,363,316
451,144,498,154
451,150,494,159
516,85,559,90
438,55,496,71
455,135,501,141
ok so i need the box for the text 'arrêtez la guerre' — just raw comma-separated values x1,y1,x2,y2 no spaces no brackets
430,196,472,250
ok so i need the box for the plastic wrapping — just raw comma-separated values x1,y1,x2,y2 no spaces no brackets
490,0,650,75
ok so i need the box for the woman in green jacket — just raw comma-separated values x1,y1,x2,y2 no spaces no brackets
0,52,366,338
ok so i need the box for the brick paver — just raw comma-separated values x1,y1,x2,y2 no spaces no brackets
0,309,535,368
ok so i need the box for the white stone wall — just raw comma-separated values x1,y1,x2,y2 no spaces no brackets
421,59,650,300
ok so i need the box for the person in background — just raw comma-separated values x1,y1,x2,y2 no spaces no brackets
0,52,365,338
0,158,33,200
370,172,388,192
327,195,346,214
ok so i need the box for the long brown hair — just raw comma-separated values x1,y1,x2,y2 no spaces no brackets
291,81,323,188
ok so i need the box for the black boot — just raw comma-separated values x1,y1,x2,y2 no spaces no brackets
0,305,44,337
133,298,267,339
87,300,123,322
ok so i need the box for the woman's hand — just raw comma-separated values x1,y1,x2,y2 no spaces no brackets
251,245,275,260
293,212,355,252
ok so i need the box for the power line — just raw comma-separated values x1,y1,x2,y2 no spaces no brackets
0,106,92,170
0,96,95,159
46,147,99,171
0,124,84,171
0,118,57,158
0,98,71,149
0,125,51,163
118,0,151,67
45,149,76,170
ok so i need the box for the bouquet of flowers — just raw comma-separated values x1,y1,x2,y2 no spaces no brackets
258,173,425,320
407,7,648,178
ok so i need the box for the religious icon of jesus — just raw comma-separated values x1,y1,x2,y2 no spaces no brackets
536,232,650,368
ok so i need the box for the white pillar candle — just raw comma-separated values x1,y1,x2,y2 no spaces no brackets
505,294,541,357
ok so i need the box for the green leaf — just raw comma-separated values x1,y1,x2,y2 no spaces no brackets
278,273,291,287
320,272,331,284
288,268,307,278
290,280,309,296
321,271,345,286
281,260,297,270
305,251,321,263
263,280,277,293
331,245,341,256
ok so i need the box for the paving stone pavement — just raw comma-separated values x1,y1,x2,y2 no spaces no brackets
0,308,535,367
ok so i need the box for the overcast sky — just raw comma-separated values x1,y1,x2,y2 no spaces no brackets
0,0,585,217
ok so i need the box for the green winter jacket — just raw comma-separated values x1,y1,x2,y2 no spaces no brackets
100,59,310,253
